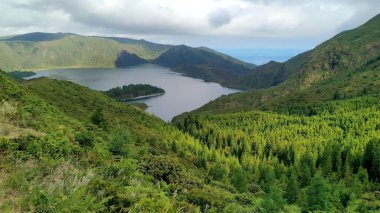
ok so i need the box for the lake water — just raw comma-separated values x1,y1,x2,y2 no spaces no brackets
26,64,240,121
216,48,307,65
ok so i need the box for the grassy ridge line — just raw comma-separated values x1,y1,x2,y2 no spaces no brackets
0,35,169,71
189,14,380,114
190,57,380,115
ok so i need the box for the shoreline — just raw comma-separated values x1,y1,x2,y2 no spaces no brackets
123,92,165,101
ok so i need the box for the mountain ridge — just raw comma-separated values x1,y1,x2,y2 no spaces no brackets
187,13,380,114
0,32,257,89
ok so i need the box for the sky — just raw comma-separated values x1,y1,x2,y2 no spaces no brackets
0,0,379,50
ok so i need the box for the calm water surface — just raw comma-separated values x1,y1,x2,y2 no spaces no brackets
27,64,240,121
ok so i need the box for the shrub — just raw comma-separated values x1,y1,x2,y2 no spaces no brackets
75,131,95,147
108,127,132,156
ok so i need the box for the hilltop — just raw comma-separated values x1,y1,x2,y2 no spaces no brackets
0,33,257,89
191,13,380,114
0,33,170,71
153,45,256,87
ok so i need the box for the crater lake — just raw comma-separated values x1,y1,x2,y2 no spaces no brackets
26,64,240,121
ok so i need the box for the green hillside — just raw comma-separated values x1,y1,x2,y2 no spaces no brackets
1,14,380,213
233,51,311,89
0,33,169,71
233,13,380,90
2,64,380,211
153,45,256,88
192,55,380,114
192,13,380,114
0,72,246,212
0,33,259,89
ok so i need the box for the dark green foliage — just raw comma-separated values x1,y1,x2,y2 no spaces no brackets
286,170,300,204
171,141,178,153
7,71,36,79
262,182,286,212
307,172,333,211
91,108,107,129
108,127,132,156
333,90,341,100
75,131,95,147
104,84,165,101
114,51,147,67
140,155,200,190
363,138,380,182
153,45,255,89
209,163,228,181
230,167,248,192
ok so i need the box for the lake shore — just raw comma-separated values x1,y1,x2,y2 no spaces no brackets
124,92,165,101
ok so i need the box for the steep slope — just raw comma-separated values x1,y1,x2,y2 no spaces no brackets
0,33,260,89
297,13,380,85
192,55,380,114
1,66,380,211
0,33,169,71
233,51,311,89
191,13,380,114
114,51,148,67
237,13,380,90
197,46,257,69
153,45,255,88
0,72,252,212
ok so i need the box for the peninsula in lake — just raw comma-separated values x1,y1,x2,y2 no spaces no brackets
104,84,165,101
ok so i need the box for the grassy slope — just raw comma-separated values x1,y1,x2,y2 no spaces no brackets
191,57,380,115
234,51,311,89
236,13,380,90
153,45,255,88
0,34,169,71
1,63,380,211
0,73,263,212
190,14,380,114
197,46,257,69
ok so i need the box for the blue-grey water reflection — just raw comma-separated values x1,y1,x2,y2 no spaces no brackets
26,64,240,121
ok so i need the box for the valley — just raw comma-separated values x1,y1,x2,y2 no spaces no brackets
0,9,379,213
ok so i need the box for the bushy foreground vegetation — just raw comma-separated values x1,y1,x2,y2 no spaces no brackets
1,68,380,212
0,14,379,212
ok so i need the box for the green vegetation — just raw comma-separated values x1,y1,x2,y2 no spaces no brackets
230,13,380,90
6,71,36,79
194,14,380,114
0,33,259,89
1,67,380,212
0,33,170,71
173,94,380,212
104,84,165,101
114,51,148,67
153,45,256,88
128,102,149,110
0,13,379,212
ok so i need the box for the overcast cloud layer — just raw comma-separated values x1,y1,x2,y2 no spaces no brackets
0,0,379,48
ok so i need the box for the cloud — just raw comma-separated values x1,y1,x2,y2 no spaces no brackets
0,0,378,48
208,9,232,28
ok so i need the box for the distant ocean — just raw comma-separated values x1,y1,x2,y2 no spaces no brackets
216,48,308,65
